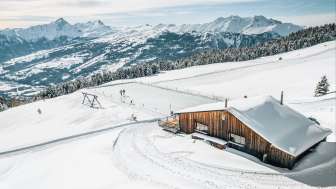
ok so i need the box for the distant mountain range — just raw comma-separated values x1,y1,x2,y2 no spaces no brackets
0,18,114,41
155,15,303,36
0,15,302,41
0,18,113,62
0,15,303,97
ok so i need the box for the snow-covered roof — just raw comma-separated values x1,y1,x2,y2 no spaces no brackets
177,96,332,157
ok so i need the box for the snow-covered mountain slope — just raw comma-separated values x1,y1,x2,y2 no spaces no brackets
0,33,74,63
0,31,277,97
1,18,81,41
157,15,303,36
137,40,336,134
0,19,115,63
137,40,335,139
0,82,215,151
0,42,335,189
1,40,334,138
0,15,299,64
1,41,334,148
0,16,299,43
0,18,114,42
0,15,303,62
0,16,302,97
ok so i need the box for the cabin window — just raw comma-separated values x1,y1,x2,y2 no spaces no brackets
222,115,227,127
229,133,246,145
195,122,209,134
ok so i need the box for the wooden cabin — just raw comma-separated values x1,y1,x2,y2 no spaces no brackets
176,96,331,169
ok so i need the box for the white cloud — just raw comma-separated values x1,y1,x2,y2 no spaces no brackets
0,0,255,16
0,0,333,29
0,0,257,28
0,0,255,19
276,13,336,27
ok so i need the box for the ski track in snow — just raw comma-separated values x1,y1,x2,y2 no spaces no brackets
112,123,314,189
0,119,158,158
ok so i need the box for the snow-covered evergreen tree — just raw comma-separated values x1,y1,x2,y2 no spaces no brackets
0,97,8,111
315,75,330,96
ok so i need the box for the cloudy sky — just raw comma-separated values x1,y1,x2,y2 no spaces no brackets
0,0,334,29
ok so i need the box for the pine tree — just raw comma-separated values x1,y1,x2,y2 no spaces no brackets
315,75,330,96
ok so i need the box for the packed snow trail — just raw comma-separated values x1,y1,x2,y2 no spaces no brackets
0,127,162,189
0,119,159,158
0,121,334,189
112,123,321,189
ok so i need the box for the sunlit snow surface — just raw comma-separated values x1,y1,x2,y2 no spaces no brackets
0,41,335,188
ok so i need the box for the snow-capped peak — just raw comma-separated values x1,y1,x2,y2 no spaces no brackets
0,18,114,41
166,15,302,36
23,19,80,41
0,18,81,41
94,20,105,26
54,18,68,25
74,20,114,37
241,15,302,36
251,15,280,24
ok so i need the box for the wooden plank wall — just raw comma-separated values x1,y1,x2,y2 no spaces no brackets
178,110,296,168
179,111,226,137
268,146,296,168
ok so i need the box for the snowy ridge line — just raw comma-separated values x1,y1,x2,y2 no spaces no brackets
0,118,160,158
152,46,336,85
